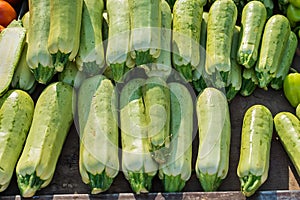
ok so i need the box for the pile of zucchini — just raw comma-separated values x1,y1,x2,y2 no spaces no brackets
0,0,299,198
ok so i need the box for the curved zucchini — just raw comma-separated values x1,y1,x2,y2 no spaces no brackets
255,14,291,89
237,105,273,197
237,1,267,68
274,112,300,178
76,0,105,76
16,82,74,197
159,82,193,192
0,90,34,192
120,78,158,194
78,75,119,194
205,0,238,88
172,0,203,82
195,87,231,191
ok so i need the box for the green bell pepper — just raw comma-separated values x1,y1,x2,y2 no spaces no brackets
283,73,300,107
287,4,300,27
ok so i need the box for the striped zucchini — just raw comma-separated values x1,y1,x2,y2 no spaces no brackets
240,67,258,96
27,0,54,84
226,26,242,101
144,77,171,164
145,0,172,80
255,14,291,89
205,0,238,88
16,82,74,197
192,12,208,94
159,82,193,192
270,31,298,90
58,61,86,89
78,75,119,194
274,112,300,177
0,20,26,96
237,1,267,68
11,12,36,93
129,0,161,66
195,87,231,191
48,0,83,72
76,0,105,76
237,105,273,197
106,0,134,82
120,78,158,194
172,0,203,82
0,90,34,192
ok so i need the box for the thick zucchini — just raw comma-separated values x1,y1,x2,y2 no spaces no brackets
237,105,273,197
78,75,119,194
0,90,34,192
16,82,74,197
195,87,231,191
274,112,300,178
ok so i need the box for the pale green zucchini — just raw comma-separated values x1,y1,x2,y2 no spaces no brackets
159,82,193,192
16,82,74,197
195,87,231,191
76,0,105,76
0,90,34,192
237,105,273,197
172,0,203,82
78,75,119,194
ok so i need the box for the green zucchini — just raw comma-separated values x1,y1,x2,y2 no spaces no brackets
274,112,300,178
195,87,231,191
120,78,158,194
0,20,26,96
237,104,273,197
0,90,34,192
27,0,54,84
78,75,119,194
129,0,161,66
16,82,74,197
237,1,267,68
76,0,105,76
255,14,291,89
48,0,83,71
205,0,238,88
106,0,134,82
270,31,298,90
172,0,203,82
159,82,193,192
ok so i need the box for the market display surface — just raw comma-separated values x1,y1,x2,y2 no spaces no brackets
0,0,300,199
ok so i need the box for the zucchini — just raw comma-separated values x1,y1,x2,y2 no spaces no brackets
58,61,86,90
48,0,83,72
27,0,54,84
11,12,36,93
274,112,300,178
145,0,172,80
16,82,74,197
78,75,119,194
129,0,161,66
205,0,238,88
172,0,203,82
237,1,267,68
255,14,291,89
195,87,231,191
106,0,134,82
159,82,193,192
270,31,298,90
76,0,105,76
240,67,258,96
0,90,34,192
237,104,273,197
226,26,242,101
0,20,26,96
120,78,158,194
143,77,171,164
